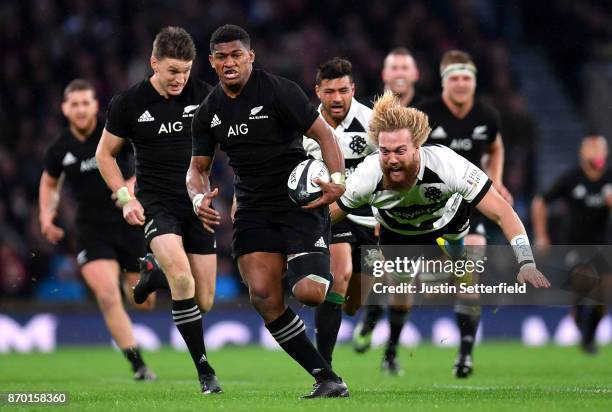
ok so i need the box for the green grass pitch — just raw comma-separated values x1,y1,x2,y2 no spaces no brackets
1,343,611,411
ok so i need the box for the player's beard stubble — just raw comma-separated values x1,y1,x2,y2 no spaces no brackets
381,150,420,190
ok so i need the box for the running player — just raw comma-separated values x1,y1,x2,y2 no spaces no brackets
415,50,512,377
353,47,423,375
188,24,348,398
326,90,549,300
532,135,612,354
39,79,156,380
95,27,221,394
303,57,377,367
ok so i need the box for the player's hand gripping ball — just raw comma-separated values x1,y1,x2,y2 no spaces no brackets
287,159,330,206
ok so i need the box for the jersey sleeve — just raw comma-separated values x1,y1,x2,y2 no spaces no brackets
442,147,492,205
337,155,379,212
104,94,131,138
272,77,319,135
43,140,63,178
191,102,217,157
542,171,572,203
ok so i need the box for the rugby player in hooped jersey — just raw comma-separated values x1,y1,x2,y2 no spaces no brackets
303,57,377,368
188,24,349,398
325,90,550,309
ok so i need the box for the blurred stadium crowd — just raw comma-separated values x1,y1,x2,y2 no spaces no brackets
0,0,610,301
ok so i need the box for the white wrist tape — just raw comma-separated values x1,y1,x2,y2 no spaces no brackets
330,172,346,187
116,186,133,207
510,234,536,268
192,193,205,215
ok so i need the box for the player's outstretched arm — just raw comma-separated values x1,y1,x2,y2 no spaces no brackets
187,155,220,233
303,116,345,209
38,171,65,244
96,129,144,225
476,186,551,288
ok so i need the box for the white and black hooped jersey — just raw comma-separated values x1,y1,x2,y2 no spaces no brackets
338,145,492,236
303,98,377,228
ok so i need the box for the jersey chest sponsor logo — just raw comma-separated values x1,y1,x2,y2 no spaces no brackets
450,138,473,151
573,184,605,206
227,123,248,137
158,122,184,134
80,156,98,172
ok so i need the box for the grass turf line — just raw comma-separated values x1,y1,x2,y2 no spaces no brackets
1,343,611,411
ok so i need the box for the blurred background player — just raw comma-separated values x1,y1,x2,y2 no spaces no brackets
353,47,423,375
188,24,348,398
415,50,512,377
303,57,377,367
532,135,612,354
95,27,221,394
39,79,156,380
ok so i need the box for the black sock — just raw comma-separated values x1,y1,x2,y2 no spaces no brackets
583,305,605,346
172,298,214,376
456,312,480,357
385,307,408,358
361,305,384,336
122,346,145,372
315,301,342,366
267,307,339,381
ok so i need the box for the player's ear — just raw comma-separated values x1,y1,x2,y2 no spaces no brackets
315,84,321,99
61,100,69,117
208,54,214,68
249,49,255,63
150,55,158,73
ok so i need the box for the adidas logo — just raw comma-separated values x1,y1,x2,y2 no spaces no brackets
250,106,263,116
314,237,327,248
138,110,155,122
210,114,221,128
430,126,447,139
62,152,77,166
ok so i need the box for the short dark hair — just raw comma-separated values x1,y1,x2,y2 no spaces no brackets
209,24,251,53
440,50,475,71
152,26,196,61
63,79,96,101
315,57,353,85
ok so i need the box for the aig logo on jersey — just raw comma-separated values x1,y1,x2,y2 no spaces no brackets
228,123,248,137
450,138,472,151
158,122,183,134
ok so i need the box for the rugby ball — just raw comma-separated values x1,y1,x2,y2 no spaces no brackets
287,159,330,205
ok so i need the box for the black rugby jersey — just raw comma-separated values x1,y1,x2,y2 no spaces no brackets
44,123,133,225
192,69,319,211
543,167,612,244
416,97,500,167
105,77,212,202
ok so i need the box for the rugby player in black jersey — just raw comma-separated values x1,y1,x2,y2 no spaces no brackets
415,50,513,377
188,25,348,398
354,47,424,375
532,136,612,354
39,79,156,380
95,27,221,394
302,58,377,368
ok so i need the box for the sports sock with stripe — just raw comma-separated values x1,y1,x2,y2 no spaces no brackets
172,298,215,376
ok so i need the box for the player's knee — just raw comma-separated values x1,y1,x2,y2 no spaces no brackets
95,288,121,312
285,252,332,306
293,279,326,306
168,272,194,295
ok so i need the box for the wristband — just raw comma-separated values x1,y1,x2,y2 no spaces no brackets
330,172,346,187
510,234,536,268
116,186,133,207
192,193,205,215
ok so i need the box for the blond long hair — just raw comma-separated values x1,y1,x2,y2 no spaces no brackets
369,90,431,147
